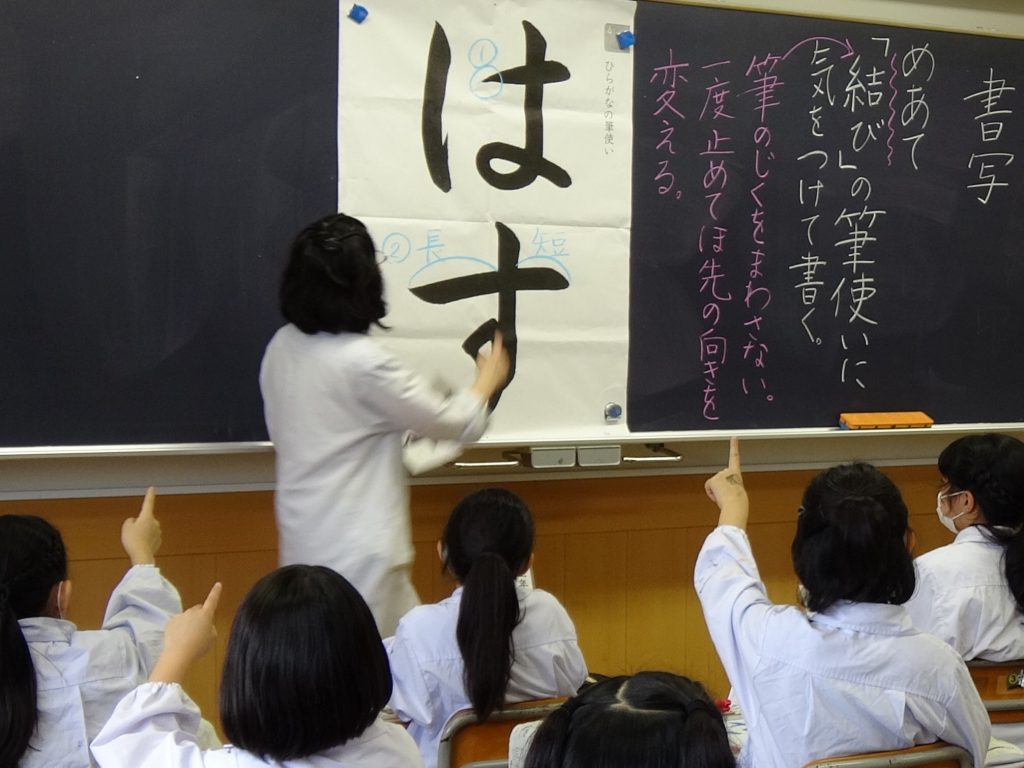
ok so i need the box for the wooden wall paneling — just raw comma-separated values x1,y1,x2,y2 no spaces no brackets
409,485,458,604
563,530,628,676
624,526,690,674
154,491,277,557
65,558,132,628
411,539,447,605
530,531,566,599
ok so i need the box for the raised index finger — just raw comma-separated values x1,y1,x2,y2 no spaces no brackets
727,436,741,472
201,582,223,616
138,486,157,519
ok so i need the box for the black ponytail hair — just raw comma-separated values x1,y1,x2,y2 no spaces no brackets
0,515,68,765
524,672,735,768
442,488,534,721
938,433,1024,610
279,212,388,334
792,462,915,613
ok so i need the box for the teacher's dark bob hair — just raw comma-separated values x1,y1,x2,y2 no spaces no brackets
791,462,915,613
279,212,387,334
220,565,392,761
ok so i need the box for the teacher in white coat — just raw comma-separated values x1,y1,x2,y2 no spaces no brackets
260,212,509,636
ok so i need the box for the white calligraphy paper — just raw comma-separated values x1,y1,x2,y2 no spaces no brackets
339,0,635,446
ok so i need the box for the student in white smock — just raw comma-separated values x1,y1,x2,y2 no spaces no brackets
696,439,991,768
386,488,587,768
91,565,423,768
259,212,509,636
0,488,193,768
905,433,1024,752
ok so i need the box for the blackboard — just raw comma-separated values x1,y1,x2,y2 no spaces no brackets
628,2,1024,430
0,1,337,447
3,0,1024,450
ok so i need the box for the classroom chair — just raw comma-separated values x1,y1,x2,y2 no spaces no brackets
968,660,1024,724
801,742,972,768
435,697,566,768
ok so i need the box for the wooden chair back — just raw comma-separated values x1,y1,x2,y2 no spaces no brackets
435,697,566,768
968,659,1024,724
802,741,972,767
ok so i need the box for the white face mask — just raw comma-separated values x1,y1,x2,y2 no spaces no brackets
936,490,967,533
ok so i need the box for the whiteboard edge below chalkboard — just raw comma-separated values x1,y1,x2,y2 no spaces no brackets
2,422,1024,458
3,423,1024,499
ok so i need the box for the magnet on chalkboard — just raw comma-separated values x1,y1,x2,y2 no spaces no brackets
604,23,633,54
604,402,623,423
348,4,369,23
616,30,636,50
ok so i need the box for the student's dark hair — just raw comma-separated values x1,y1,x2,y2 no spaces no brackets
220,564,392,761
0,515,68,766
279,212,387,334
442,488,534,721
939,433,1024,610
524,671,735,768
792,462,915,613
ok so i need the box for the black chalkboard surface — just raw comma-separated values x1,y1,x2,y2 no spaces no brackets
4,1,1024,449
629,2,1024,430
0,1,337,446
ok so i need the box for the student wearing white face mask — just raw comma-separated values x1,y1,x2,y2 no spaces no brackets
697,439,992,768
904,433,1024,754
905,434,1024,659
934,489,970,533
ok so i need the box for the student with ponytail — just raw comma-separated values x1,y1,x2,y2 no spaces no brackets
904,433,1024,749
386,488,587,768
696,439,991,768
0,488,188,768
523,672,735,768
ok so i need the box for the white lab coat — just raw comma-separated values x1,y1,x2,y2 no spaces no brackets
695,525,991,768
386,585,587,768
905,525,1024,753
905,526,1024,661
259,326,488,635
19,564,182,768
90,682,424,767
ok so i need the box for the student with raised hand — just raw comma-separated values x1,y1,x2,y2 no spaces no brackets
259,212,510,636
386,488,587,768
91,565,423,767
523,671,735,768
0,487,186,768
696,438,991,768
